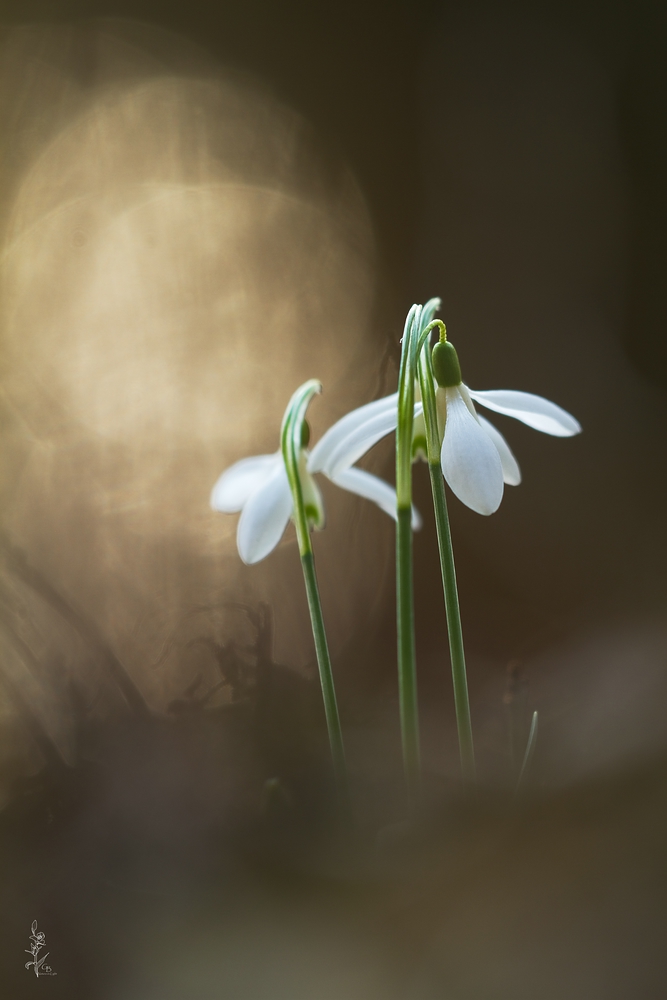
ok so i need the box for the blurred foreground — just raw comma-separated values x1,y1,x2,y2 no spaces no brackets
1,634,667,999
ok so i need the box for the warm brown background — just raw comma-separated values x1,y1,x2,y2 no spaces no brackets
0,1,666,997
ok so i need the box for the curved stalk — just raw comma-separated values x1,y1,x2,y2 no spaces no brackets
281,381,347,799
395,305,421,808
417,330,476,787
393,299,441,808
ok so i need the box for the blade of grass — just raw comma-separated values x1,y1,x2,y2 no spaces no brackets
515,710,539,795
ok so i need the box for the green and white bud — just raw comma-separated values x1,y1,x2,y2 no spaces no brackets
431,340,462,388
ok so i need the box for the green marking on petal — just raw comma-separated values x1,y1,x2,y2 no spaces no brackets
305,503,321,528
412,435,427,462
411,411,427,462
300,452,325,530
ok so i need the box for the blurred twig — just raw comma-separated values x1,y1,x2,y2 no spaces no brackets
515,710,539,796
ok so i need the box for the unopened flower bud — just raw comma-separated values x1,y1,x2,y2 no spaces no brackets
432,340,462,388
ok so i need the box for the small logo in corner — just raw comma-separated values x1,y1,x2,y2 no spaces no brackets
25,920,56,977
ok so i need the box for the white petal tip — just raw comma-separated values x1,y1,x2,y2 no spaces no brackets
469,389,582,437
238,548,264,566
210,475,232,512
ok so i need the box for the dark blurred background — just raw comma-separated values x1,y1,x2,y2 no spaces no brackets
0,0,666,997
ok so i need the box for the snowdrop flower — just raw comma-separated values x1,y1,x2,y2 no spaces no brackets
211,392,420,565
430,338,581,516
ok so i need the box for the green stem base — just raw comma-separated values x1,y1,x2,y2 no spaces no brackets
428,462,476,787
300,550,348,799
396,505,421,808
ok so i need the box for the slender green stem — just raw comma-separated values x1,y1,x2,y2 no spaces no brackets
427,462,476,785
395,306,420,508
281,381,347,800
396,505,420,806
418,343,476,787
300,549,347,793
393,299,442,808
395,306,421,808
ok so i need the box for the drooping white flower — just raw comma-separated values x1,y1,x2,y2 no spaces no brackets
431,339,581,516
211,392,420,565
308,342,581,514
211,450,311,565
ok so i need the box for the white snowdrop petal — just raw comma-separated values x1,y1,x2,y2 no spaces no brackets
307,393,399,473
441,387,504,515
478,415,522,486
325,403,424,478
236,463,293,564
324,406,404,477
469,389,581,437
330,466,422,530
210,453,282,512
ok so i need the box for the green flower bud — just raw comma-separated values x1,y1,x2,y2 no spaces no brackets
432,340,462,387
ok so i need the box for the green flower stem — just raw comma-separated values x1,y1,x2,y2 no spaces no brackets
427,462,476,785
299,549,347,791
395,305,421,807
396,306,420,508
281,381,347,799
396,504,419,805
418,343,476,787
393,301,443,808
